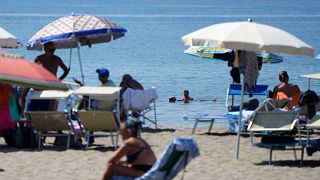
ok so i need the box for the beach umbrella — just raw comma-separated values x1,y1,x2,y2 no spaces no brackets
0,55,68,91
300,73,320,90
26,14,127,84
0,27,21,48
181,19,315,160
185,46,284,63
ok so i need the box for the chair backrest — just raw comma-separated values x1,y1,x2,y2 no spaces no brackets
247,111,299,132
78,110,118,132
256,98,292,112
226,84,268,112
306,115,320,129
27,111,70,131
136,138,199,180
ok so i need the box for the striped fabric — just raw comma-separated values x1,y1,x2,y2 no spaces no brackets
244,51,259,92
27,14,127,50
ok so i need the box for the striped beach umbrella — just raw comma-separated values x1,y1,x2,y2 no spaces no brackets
26,14,127,50
185,46,283,63
0,56,68,91
26,14,128,85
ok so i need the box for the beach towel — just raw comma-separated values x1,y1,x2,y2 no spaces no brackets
122,88,158,111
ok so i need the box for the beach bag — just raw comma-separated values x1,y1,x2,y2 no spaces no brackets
3,123,38,148
14,123,38,148
298,90,320,118
298,90,319,106
2,128,16,147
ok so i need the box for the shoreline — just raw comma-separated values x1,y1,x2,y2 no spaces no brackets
1,126,320,180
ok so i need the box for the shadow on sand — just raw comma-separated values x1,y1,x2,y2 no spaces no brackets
0,142,116,153
200,132,251,138
255,159,320,168
142,127,176,133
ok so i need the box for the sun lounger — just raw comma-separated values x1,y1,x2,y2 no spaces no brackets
112,137,200,180
247,111,304,166
77,110,119,149
25,90,78,150
26,111,73,149
184,84,268,134
306,115,320,147
122,88,158,128
73,86,121,149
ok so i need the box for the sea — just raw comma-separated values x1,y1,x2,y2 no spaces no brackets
1,0,320,127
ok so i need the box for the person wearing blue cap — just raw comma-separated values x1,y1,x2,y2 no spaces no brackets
96,68,115,87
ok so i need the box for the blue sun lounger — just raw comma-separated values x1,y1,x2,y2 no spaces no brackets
185,84,269,134
112,137,200,180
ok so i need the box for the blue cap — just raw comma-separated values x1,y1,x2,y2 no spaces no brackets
96,68,109,77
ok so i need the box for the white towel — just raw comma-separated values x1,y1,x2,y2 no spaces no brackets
122,88,158,111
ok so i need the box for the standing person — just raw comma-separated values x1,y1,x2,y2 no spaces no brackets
34,42,70,80
21,42,70,114
96,68,115,87
273,71,301,108
102,120,156,180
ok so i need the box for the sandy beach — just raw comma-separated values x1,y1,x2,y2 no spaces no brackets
1,126,320,180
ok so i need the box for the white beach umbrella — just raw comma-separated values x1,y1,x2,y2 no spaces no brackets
0,27,20,48
300,73,320,90
26,14,127,84
181,19,315,160
182,19,314,57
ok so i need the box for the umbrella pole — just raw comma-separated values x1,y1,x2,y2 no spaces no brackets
68,48,72,69
236,75,245,160
76,43,85,85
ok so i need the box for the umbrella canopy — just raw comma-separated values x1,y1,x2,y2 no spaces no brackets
26,14,127,50
0,56,68,91
182,20,314,57
0,27,20,48
26,14,127,85
300,73,320,90
185,46,283,63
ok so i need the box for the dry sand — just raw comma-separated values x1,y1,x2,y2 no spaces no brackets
1,126,320,180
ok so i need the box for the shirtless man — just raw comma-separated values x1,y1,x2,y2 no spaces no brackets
21,42,69,113
35,42,69,80
273,71,301,107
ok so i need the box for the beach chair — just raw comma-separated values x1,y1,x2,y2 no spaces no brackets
226,84,269,112
122,88,158,128
73,86,121,149
25,90,76,150
77,110,119,149
112,137,200,180
26,111,73,149
305,115,320,155
247,111,305,166
184,84,268,134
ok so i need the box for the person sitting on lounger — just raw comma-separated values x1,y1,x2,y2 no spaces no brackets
102,120,156,179
273,71,301,109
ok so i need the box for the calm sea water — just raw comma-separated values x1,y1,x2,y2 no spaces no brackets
1,0,320,127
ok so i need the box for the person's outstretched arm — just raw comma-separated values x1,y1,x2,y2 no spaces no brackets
57,57,70,80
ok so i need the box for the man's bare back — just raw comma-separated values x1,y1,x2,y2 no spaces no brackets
35,54,65,76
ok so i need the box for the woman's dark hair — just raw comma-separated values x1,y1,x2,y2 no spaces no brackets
279,71,289,82
125,120,140,137
122,74,133,82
